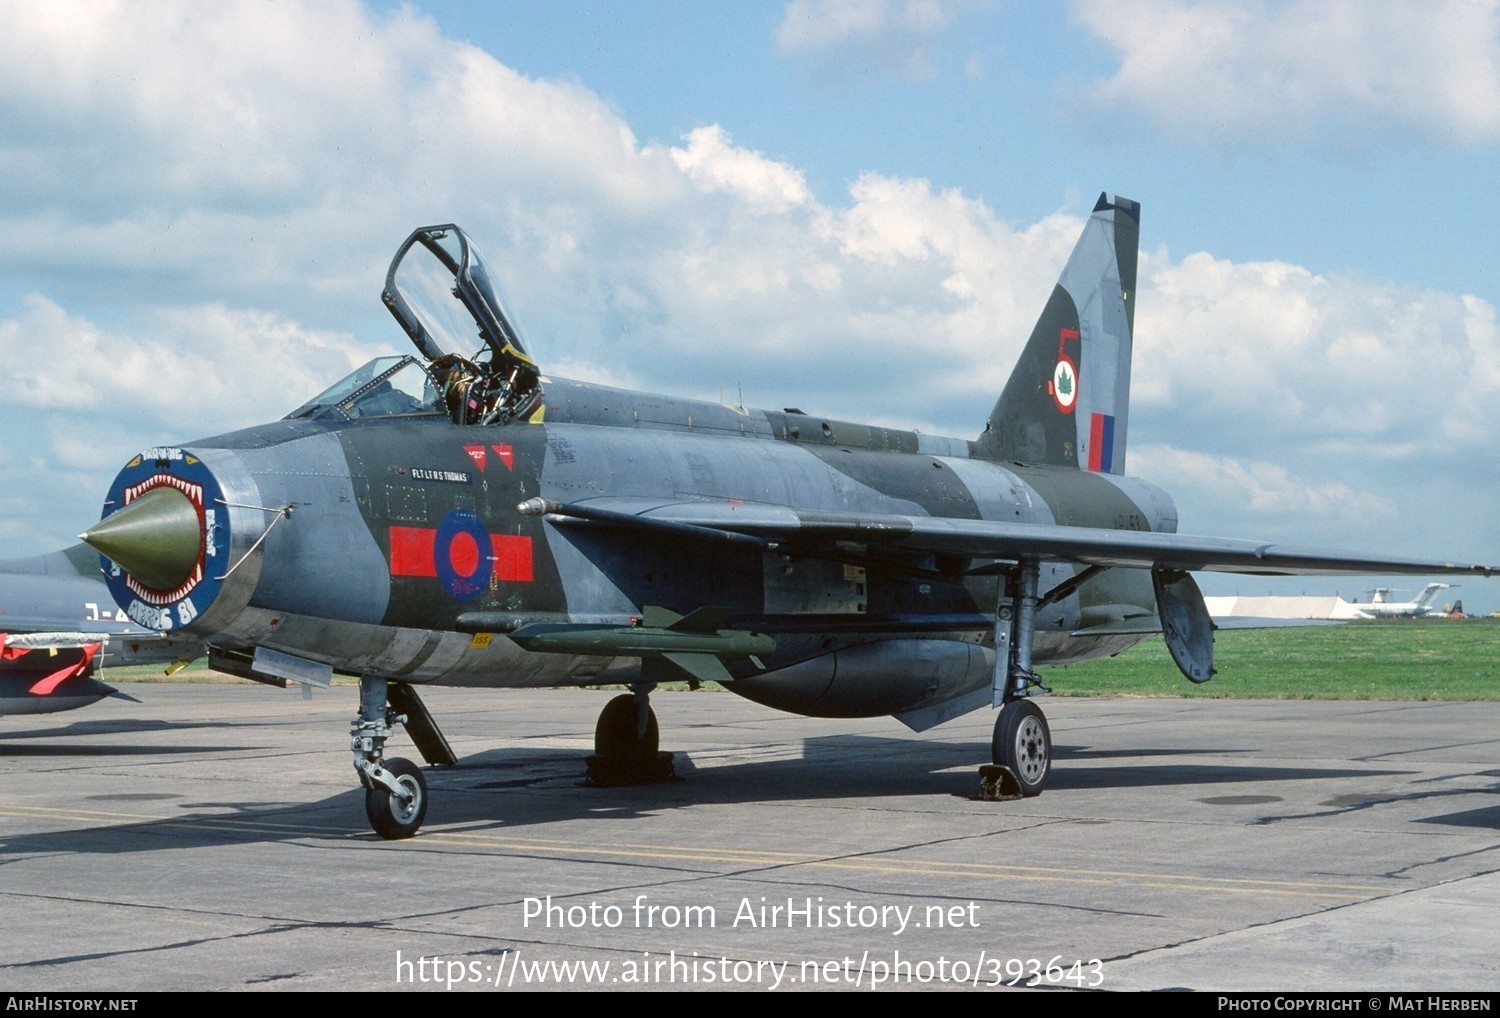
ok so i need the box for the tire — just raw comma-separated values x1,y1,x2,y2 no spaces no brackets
992,699,1051,797
594,693,659,759
365,757,428,840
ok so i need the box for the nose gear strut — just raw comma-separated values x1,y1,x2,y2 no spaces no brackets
351,676,457,839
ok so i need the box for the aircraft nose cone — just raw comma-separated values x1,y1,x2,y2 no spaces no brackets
81,484,202,592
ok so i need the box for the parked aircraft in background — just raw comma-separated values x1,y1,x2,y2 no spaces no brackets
0,544,199,716
78,195,1493,837
0,631,114,717
1347,583,1453,619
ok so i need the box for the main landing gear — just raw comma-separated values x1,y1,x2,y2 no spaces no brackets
992,698,1051,797
351,677,457,839
981,556,1053,800
348,676,677,838
585,684,676,786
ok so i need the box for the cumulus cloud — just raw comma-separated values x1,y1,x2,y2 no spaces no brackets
776,0,988,79
0,0,1492,574
0,288,374,543
1134,443,1393,519
0,296,369,431
670,126,814,213
1132,250,1500,463
1068,0,1500,150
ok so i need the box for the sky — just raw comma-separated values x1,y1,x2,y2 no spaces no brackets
0,0,1496,613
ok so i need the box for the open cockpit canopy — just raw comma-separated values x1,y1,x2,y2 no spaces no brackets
381,225,542,426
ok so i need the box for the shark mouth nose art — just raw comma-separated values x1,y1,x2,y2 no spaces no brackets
82,447,237,633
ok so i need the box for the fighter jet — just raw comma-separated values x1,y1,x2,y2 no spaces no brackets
0,544,154,715
78,195,1493,838
0,544,206,715
0,631,112,717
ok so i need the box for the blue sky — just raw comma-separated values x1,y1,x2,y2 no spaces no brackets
1,0,1496,611
410,0,1500,293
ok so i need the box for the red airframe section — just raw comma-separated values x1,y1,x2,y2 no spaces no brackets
388,526,438,577
491,534,533,581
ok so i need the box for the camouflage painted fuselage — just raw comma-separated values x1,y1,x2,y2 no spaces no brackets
96,377,1176,721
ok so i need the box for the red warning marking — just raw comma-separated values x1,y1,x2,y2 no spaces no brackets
463,444,487,472
491,444,514,471
388,526,437,577
491,534,534,582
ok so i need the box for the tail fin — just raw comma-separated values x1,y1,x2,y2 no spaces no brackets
1415,582,1449,610
975,193,1139,473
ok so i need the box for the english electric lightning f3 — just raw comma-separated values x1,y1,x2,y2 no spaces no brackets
81,195,1492,838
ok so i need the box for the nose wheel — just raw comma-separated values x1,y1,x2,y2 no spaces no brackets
364,757,428,840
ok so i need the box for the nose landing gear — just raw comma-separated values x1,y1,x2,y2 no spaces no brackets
365,757,428,840
351,676,455,839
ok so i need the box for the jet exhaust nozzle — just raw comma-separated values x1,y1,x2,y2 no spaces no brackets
81,484,201,592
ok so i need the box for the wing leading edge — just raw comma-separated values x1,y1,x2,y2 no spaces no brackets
518,497,1494,579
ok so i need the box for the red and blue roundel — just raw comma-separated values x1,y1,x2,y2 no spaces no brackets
433,509,491,601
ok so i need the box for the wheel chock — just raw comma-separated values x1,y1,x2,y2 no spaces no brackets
977,764,1024,801
583,751,677,787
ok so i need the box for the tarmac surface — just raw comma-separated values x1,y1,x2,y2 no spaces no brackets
2,682,1498,992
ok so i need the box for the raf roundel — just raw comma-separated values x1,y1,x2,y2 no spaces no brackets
434,509,492,602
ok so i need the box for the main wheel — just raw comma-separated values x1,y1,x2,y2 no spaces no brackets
992,699,1051,797
594,693,659,759
365,757,428,840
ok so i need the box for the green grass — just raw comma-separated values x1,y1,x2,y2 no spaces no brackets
1046,618,1500,700
98,659,261,683
96,618,1500,701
